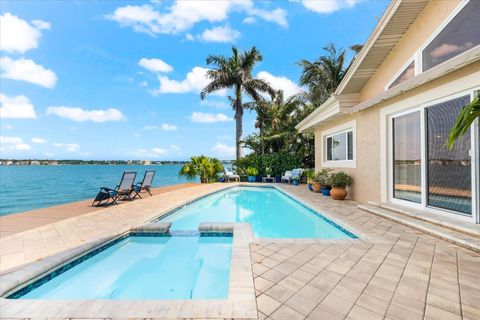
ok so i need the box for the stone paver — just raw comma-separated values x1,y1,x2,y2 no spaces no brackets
0,183,479,319
251,184,480,320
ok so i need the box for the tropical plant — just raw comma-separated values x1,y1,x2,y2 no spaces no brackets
317,168,333,186
179,156,223,183
201,46,276,160
304,169,315,183
265,167,272,176
245,167,258,176
291,175,300,182
447,94,479,149
329,171,353,188
297,43,347,106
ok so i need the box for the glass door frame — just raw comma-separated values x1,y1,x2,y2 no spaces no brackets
387,88,479,223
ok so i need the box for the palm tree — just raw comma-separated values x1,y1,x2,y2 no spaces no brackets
179,156,223,183
201,46,276,160
447,95,480,149
297,43,347,106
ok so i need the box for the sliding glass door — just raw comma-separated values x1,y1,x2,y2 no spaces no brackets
390,94,474,217
426,95,472,215
392,111,422,203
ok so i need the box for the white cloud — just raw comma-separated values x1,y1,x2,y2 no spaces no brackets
256,71,301,98
46,106,126,122
0,57,57,88
154,66,226,96
65,143,79,152
0,93,37,119
161,123,177,131
31,20,51,30
189,112,232,123
0,136,31,150
212,142,235,156
52,142,80,152
32,137,47,144
301,0,362,14
199,25,241,43
0,13,50,53
243,17,256,24
108,1,287,36
138,58,173,73
44,152,54,157
132,146,168,158
170,144,180,151
201,99,229,109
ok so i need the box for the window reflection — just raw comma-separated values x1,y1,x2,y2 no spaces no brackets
393,111,422,203
426,95,471,215
389,61,415,89
422,0,480,71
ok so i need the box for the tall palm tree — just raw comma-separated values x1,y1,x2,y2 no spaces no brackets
447,95,480,149
297,43,346,106
201,46,275,160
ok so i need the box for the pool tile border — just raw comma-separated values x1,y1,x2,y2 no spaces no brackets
0,223,257,319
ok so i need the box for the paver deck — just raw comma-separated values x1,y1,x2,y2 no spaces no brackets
1,183,479,319
0,182,199,237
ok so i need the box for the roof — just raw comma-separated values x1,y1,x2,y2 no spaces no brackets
336,0,429,95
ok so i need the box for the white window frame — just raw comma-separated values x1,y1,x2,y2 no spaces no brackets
385,0,478,91
385,56,417,91
384,87,480,223
321,120,356,168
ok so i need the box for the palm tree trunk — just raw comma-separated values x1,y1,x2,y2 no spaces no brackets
235,85,243,160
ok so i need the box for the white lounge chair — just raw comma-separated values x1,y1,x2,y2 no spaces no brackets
282,169,304,184
281,171,292,183
224,169,240,182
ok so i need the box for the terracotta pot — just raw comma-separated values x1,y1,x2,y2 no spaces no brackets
312,182,322,193
331,186,347,200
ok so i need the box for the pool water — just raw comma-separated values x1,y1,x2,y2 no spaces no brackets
162,187,355,239
17,235,232,299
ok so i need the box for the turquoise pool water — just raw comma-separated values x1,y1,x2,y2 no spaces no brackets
17,235,232,299
162,187,355,239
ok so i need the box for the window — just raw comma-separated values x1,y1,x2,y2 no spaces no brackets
388,61,415,89
422,0,480,71
326,130,354,162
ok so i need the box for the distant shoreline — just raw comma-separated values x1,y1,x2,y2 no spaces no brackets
0,159,234,166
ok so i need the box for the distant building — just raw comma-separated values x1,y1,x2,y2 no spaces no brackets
30,160,40,165
142,160,152,165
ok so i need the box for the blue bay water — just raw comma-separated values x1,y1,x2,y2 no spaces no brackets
162,187,354,239
0,164,197,216
19,235,232,299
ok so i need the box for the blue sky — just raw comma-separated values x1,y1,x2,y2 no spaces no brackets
0,0,388,160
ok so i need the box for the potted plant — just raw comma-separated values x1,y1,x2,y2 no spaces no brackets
245,167,258,183
305,169,315,191
311,172,322,193
329,171,353,200
265,167,272,178
291,175,300,186
318,168,333,196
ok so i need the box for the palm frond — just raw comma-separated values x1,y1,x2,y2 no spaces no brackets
447,95,480,149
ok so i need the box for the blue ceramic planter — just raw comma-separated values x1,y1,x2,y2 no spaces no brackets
247,176,256,183
321,186,331,196
293,180,299,186
308,183,313,191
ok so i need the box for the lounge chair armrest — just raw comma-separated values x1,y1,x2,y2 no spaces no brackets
100,187,114,192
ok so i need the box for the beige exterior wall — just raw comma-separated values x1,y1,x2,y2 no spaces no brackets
359,0,462,102
314,61,480,204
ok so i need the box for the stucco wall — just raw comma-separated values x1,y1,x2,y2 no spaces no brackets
314,61,480,203
359,0,462,101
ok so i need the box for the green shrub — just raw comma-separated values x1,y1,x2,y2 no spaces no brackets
245,167,259,176
317,168,333,186
234,152,302,177
329,171,353,187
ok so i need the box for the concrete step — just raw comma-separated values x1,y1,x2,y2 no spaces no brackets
367,201,480,240
358,203,480,253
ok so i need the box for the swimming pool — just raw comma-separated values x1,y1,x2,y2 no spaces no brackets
161,187,356,239
12,234,232,299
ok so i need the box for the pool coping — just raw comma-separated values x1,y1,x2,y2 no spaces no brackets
0,222,257,319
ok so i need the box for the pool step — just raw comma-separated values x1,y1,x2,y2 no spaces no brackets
357,203,480,253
